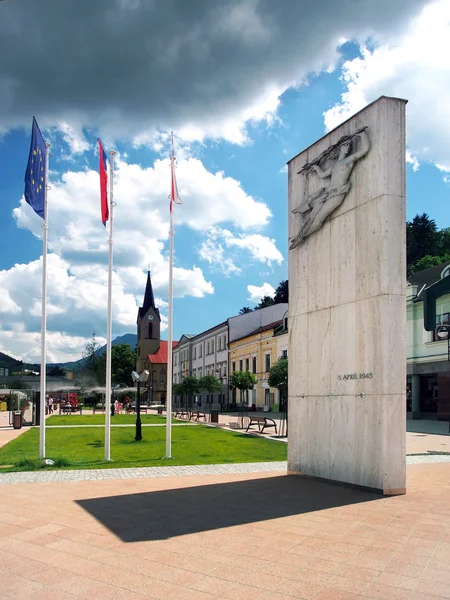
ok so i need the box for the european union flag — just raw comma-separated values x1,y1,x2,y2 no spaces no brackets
24,117,46,219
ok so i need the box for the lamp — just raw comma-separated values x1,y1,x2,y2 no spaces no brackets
133,369,149,441
437,326,449,339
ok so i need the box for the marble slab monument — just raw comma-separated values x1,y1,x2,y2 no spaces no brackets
288,96,407,495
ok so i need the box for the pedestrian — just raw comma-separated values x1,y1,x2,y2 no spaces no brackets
48,396,54,414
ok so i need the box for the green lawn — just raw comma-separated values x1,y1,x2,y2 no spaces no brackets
46,414,182,426
0,425,287,472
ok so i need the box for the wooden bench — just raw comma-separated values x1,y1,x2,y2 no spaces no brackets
189,411,207,422
246,415,277,435
175,410,190,420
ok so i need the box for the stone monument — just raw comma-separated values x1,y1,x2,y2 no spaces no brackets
288,96,407,495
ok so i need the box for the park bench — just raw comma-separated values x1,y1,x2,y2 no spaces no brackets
189,411,206,422
175,410,190,419
246,415,277,435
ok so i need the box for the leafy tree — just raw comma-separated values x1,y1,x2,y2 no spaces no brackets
97,343,137,387
173,382,185,405
409,254,450,275
47,365,66,376
182,375,200,408
229,371,257,404
407,213,441,275
268,358,288,390
239,306,253,314
438,227,450,255
80,334,102,384
268,357,288,412
198,375,221,403
6,380,29,390
274,280,288,304
257,295,275,309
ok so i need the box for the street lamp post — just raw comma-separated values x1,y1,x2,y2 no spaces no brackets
437,325,450,361
132,370,149,442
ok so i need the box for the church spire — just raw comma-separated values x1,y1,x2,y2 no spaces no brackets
142,270,156,314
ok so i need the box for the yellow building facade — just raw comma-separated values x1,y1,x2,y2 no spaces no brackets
229,321,281,409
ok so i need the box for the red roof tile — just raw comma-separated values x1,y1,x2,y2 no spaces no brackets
148,340,178,364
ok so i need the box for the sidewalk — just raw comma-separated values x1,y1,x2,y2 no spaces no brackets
0,462,449,599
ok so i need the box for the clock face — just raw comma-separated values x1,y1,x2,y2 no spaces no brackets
148,315,153,321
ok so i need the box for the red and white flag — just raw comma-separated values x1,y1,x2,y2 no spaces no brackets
170,132,182,213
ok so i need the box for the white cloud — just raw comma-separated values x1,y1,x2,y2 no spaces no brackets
247,282,275,304
225,232,283,266
324,0,450,172
198,227,283,276
3,151,280,360
198,234,242,277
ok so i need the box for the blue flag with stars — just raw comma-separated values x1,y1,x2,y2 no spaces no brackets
24,117,46,219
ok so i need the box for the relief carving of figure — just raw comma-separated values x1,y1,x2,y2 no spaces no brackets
289,127,370,250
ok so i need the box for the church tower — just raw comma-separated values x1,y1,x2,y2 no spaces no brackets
136,271,161,372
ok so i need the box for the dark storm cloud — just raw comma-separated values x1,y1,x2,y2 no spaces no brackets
0,0,429,138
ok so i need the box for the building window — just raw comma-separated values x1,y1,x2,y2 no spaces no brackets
193,347,196,359
265,353,271,372
245,358,250,372
218,337,221,351
223,335,227,348
252,356,256,374
199,344,202,358
434,313,450,341
232,361,236,373
148,322,153,338
211,340,214,353
282,349,288,359
198,367,202,377
239,359,243,371
207,342,210,354
223,367,227,378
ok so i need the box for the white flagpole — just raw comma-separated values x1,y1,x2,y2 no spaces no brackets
165,135,175,459
39,141,51,459
105,150,116,461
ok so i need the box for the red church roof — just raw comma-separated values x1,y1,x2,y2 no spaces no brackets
148,340,178,364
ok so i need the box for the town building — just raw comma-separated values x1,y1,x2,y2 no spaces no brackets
407,261,450,433
229,309,288,410
173,323,228,407
136,271,177,405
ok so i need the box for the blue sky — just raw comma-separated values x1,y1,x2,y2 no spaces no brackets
0,0,449,362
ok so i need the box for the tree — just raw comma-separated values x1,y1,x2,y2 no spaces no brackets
268,357,289,436
173,383,185,406
229,371,257,404
198,375,222,404
268,358,288,411
268,358,288,390
80,334,102,384
182,375,200,408
239,306,253,315
274,280,288,304
407,213,441,275
6,380,29,390
47,365,66,377
409,254,450,275
97,343,137,387
257,295,275,309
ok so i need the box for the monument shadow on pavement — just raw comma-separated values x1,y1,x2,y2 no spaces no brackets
76,475,379,542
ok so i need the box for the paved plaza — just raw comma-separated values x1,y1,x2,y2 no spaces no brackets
0,460,449,599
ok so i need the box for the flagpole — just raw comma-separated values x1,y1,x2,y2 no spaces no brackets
165,135,175,459
39,141,51,459
105,150,116,461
